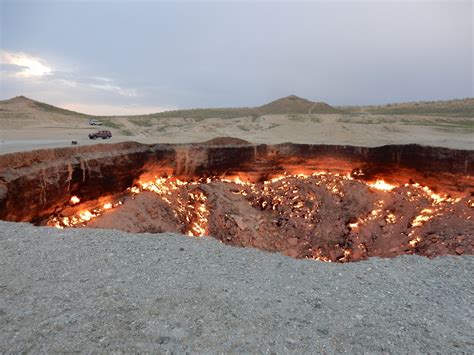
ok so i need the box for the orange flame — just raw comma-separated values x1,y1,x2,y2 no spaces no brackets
70,196,80,205
368,179,396,191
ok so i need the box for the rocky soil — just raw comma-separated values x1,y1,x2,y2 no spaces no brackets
57,174,474,262
1,221,473,353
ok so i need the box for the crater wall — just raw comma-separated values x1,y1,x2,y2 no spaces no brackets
0,141,472,222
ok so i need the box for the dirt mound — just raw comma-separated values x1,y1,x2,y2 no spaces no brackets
87,191,183,233
258,95,340,114
200,137,251,146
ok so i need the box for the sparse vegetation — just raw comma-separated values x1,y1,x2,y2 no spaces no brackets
287,114,321,123
337,114,474,132
237,124,251,131
129,117,155,127
148,108,259,120
121,129,134,136
140,95,340,120
33,101,90,117
100,118,123,129
341,98,474,117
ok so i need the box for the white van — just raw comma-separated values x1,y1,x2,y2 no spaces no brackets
89,119,103,126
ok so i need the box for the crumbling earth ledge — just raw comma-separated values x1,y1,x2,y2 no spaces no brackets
0,141,473,222
0,221,473,353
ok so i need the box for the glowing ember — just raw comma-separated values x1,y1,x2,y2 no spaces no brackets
46,172,472,262
79,210,94,221
186,190,209,237
48,200,122,228
385,213,397,224
409,236,422,247
368,179,396,191
411,208,434,227
70,196,80,205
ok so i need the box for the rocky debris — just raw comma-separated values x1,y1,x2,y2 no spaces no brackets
59,174,473,262
199,137,251,146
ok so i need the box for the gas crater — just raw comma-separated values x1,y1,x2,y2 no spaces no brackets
0,140,473,262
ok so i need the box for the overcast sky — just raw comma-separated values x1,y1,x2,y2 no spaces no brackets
0,0,472,115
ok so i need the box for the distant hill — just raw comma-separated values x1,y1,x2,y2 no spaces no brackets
0,95,338,122
2,95,473,123
341,98,474,117
0,96,91,120
258,95,339,114
146,95,340,119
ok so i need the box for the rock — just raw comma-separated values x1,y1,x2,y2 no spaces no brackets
230,215,247,230
329,249,345,260
455,247,465,255
284,248,299,258
158,336,171,345
287,237,299,247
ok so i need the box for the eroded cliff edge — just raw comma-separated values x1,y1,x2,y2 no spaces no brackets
0,140,472,222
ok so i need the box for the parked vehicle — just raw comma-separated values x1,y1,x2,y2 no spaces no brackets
89,130,112,140
89,119,103,126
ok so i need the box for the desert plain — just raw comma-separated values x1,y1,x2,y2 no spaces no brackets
1,95,473,153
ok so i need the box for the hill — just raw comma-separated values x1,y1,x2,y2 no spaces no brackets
258,95,339,114
0,96,90,120
0,95,338,122
2,95,473,121
143,95,340,120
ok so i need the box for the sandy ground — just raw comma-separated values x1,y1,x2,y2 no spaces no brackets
1,221,473,353
1,113,473,154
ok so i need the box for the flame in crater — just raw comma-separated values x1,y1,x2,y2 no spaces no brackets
368,180,396,191
48,171,470,263
70,196,80,205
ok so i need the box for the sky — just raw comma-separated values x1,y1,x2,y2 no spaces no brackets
0,0,472,115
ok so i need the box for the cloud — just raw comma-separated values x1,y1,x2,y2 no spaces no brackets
89,83,138,97
0,50,53,78
1,50,138,97
0,50,155,115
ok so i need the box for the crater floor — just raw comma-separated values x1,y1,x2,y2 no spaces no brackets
47,174,474,262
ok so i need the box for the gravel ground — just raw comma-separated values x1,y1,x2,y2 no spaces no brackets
1,221,473,353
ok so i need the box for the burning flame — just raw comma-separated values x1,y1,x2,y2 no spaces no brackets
368,180,396,191
411,208,434,227
186,190,209,237
48,171,470,263
385,213,397,224
70,196,80,205
48,200,122,228
409,236,422,247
